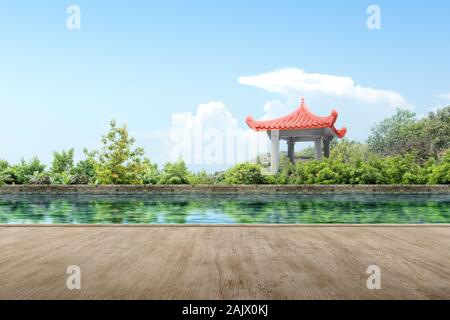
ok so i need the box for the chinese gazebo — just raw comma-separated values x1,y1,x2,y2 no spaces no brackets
246,98,347,173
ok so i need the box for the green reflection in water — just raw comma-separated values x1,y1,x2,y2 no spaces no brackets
0,193,449,224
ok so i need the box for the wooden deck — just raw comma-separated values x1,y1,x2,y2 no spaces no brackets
0,225,449,299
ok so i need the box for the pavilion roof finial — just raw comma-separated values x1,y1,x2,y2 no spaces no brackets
301,97,305,107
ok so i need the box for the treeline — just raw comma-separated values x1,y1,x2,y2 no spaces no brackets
0,107,449,185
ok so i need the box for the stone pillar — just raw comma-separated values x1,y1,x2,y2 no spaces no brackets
314,139,323,160
287,139,295,164
270,130,280,174
323,140,330,158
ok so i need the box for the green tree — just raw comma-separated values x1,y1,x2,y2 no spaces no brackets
90,119,149,184
331,139,369,164
158,159,191,184
367,106,450,162
423,106,450,159
51,149,74,174
367,108,418,156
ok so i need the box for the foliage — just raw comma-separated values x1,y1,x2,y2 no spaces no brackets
222,163,267,184
271,150,435,185
49,172,73,185
428,150,450,184
51,149,74,174
1,109,449,186
2,157,46,184
28,171,51,185
189,170,215,185
367,108,417,156
158,159,191,184
90,119,148,184
0,159,8,171
139,159,160,184
0,160,10,185
367,106,450,162
423,106,450,159
330,139,369,164
71,151,98,184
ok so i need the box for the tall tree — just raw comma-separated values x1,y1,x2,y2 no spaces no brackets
51,149,74,174
91,119,147,184
367,108,418,156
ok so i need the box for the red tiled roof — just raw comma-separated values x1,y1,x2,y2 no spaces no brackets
246,99,347,138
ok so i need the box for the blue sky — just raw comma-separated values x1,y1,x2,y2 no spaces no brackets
1,0,450,170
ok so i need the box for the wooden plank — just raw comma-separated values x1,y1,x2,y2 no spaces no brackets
0,226,449,299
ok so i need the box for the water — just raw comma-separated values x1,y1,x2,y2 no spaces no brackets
0,193,449,224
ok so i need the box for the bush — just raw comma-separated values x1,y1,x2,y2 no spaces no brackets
51,149,74,174
140,159,160,184
71,155,97,184
1,115,448,186
158,160,191,184
0,160,11,185
269,146,448,185
28,171,51,185
353,161,385,184
428,150,450,184
189,170,215,185
222,163,267,184
380,154,425,184
6,157,46,184
49,172,73,185
274,156,295,184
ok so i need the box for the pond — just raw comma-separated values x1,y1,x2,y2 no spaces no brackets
0,193,449,224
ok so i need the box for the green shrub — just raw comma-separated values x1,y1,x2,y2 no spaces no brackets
274,156,295,184
28,171,51,185
1,114,448,186
0,160,11,185
71,154,98,184
222,163,266,184
0,159,8,171
7,157,46,184
270,148,446,185
49,171,73,185
428,150,450,184
354,162,385,184
140,159,160,184
51,149,74,174
158,160,191,184
380,154,424,184
189,170,215,185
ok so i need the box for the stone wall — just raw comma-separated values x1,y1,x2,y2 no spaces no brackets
0,184,449,194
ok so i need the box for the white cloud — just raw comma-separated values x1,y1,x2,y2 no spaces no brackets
260,99,290,120
170,101,269,167
171,101,238,131
437,93,450,100
238,68,408,108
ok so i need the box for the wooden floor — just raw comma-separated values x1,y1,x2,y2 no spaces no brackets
0,225,449,300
